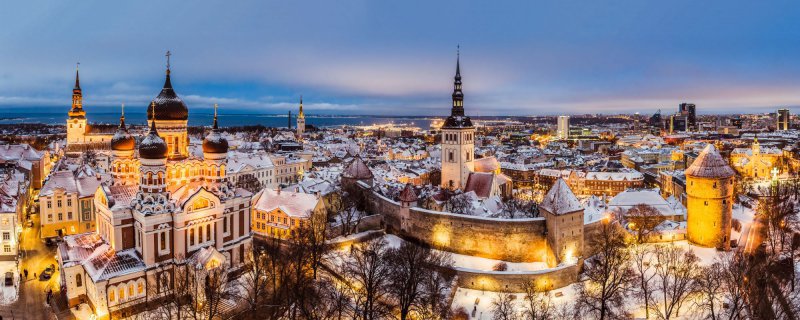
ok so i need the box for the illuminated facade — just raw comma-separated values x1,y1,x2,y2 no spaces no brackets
730,138,782,180
685,144,734,250
57,59,252,319
440,51,475,190
540,179,584,265
251,188,325,239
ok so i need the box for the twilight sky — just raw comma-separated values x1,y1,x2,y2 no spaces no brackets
1,1,799,116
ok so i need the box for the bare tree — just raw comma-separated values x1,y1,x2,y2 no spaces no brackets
652,244,699,320
445,191,472,215
235,249,270,317
491,291,520,320
520,280,553,320
331,189,367,236
717,253,749,320
695,262,724,320
577,219,634,320
234,173,263,194
345,239,393,320
385,242,453,320
630,243,656,319
625,204,663,244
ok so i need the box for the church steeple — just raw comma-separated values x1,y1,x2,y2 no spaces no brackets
69,63,85,118
451,47,464,117
298,95,305,119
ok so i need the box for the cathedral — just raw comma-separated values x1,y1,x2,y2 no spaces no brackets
57,56,253,319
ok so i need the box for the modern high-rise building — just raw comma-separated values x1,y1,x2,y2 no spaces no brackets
777,108,790,131
557,116,570,139
679,103,696,131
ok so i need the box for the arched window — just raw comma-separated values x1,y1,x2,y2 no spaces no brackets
157,172,164,185
109,286,116,303
119,286,126,301
147,172,153,185
75,274,82,287
220,165,226,177
206,225,211,242
137,280,144,296
128,282,134,297
190,228,195,246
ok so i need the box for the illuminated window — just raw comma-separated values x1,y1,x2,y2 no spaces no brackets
189,228,195,246
119,287,125,301
137,281,144,295
128,283,134,297
109,288,116,302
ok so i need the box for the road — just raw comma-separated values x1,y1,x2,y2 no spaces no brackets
0,213,67,320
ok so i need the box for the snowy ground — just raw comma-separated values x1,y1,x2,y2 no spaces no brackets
70,303,96,320
382,234,548,272
450,285,579,320
0,260,19,305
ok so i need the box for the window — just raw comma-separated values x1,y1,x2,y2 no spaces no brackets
223,217,228,233
189,228,195,246
76,274,82,287
47,201,51,209
58,213,63,221
119,287,125,301
128,283,134,297
704,201,708,206
3,245,9,253
160,232,166,251
68,212,73,220
109,288,116,303
57,200,62,208
67,199,72,207
137,281,144,295
2,232,8,240
206,225,211,242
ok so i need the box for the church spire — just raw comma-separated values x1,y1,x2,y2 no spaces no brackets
119,103,127,129
298,95,305,118
149,102,158,134
163,51,173,89
213,103,219,130
69,63,85,117
451,46,464,117
74,62,81,91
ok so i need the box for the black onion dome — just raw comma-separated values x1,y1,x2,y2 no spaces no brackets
139,122,168,159
203,109,228,154
147,73,189,121
110,124,135,151
203,131,228,154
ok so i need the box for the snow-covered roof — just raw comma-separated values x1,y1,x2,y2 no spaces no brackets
539,179,583,215
685,144,735,178
253,188,321,218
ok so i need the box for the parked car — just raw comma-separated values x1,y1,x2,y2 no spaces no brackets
40,266,54,281
4,272,12,286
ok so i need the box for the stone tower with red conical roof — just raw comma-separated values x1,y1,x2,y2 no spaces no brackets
685,144,735,250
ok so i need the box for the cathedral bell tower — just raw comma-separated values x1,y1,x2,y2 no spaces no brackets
440,48,475,190
67,64,88,145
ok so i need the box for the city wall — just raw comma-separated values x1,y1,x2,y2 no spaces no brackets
455,263,581,292
365,190,550,263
